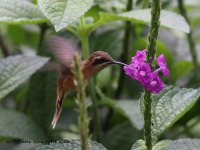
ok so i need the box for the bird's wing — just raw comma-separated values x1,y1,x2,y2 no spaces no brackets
48,36,79,68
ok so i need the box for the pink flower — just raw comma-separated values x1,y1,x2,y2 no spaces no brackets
131,50,146,66
135,62,152,83
143,72,165,94
123,50,169,94
157,54,170,77
124,50,146,79
124,65,136,79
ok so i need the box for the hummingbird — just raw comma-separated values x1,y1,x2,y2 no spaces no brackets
49,36,126,129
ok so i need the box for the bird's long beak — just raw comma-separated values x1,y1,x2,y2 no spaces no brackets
112,60,127,66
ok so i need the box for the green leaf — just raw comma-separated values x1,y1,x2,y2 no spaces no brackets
0,108,45,140
36,139,107,150
0,0,47,24
96,87,143,130
171,60,194,81
131,139,171,150
38,0,94,31
102,122,142,150
131,140,146,150
0,55,49,100
151,86,200,137
91,9,189,33
28,71,57,132
153,140,172,150
164,139,200,150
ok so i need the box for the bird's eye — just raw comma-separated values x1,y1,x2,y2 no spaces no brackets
92,57,107,65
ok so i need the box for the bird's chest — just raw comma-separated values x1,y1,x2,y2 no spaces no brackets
58,73,76,92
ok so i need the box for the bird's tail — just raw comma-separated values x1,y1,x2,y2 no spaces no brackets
51,90,65,129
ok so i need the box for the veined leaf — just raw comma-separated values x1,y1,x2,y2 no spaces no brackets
96,87,143,130
38,0,94,31
0,0,47,24
0,55,49,100
131,139,171,150
91,9,189,33
164,138,200,150
153,140,172,150
36,139,107,150
131,140,146,150
151,86,200,137
0,108,45,140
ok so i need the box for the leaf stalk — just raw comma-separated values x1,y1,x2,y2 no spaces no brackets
79,16,101,141
178,0,198,68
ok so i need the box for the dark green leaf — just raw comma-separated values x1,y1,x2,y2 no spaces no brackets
164,138,200,150
0,108,45,140
151,86,200,137
0,55,49,100
102,122,142,150
36,139,107,150
38,0,94,31
0,0,47,24
28,71,57,132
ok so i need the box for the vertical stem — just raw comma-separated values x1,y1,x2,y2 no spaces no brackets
38,23,49,54
79,16,101,141
79,17,90,59
103,0,133,131
74,54,89,150
146,1,161,64
144,0,161,149
143,90,152,149
0,34,9,57
26,23,50,135
115,0,133,98
178,0,198,68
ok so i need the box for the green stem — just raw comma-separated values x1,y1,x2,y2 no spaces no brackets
143,90,153,149
37,23,49,54
178,0,198,68
74,54,89,150
146,1,161,64
144,0,161,149
103,0,133,132
79,16,101,141
26,23,50,135
115,0,133,99
79,17,90,59
0,33,9,57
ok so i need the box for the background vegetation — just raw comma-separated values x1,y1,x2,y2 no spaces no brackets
0,0,200,149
